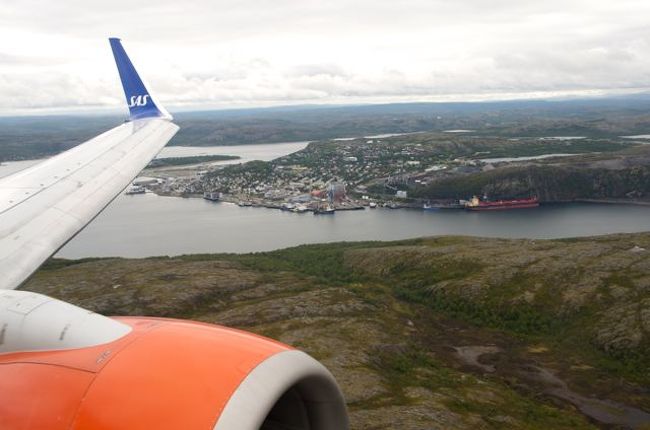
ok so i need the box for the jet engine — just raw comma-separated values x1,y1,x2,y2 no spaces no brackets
0,291,349,430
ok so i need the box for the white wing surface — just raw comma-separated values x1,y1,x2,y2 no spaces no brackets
0,39,179,290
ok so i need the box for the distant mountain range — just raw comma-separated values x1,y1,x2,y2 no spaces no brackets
3,96,650,161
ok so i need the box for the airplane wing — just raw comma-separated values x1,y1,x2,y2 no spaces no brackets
0,38,349,430
0,38,179,290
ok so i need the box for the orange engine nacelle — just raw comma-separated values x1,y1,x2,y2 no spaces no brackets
0,317,349,430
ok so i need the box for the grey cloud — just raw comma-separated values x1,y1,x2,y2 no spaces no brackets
2,0,650,113
0,52,68,66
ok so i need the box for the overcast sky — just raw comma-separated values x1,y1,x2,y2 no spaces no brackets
1,0,650,115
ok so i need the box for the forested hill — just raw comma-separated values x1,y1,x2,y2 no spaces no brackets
413,146,650,203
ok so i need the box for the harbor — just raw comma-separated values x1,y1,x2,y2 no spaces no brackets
194,188,540,214
5,139,650,261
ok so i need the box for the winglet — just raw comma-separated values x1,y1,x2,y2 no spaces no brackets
109,38,172,121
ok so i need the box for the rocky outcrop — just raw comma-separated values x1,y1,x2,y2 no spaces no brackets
415,164,650,202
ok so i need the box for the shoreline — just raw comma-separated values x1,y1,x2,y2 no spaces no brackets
572,198,650,206
149,190,650,211
53,230,650,262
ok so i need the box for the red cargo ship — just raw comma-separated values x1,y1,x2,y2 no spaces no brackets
466,196,539,211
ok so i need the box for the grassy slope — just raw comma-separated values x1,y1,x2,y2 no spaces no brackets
26,234,650,429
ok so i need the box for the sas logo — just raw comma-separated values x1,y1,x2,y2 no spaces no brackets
128,95,150,107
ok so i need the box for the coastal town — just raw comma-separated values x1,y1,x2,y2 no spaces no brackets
135,131,644,213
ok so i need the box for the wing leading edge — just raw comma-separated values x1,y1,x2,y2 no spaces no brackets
0,39,179,290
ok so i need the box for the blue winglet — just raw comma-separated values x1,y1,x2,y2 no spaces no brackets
109,38,170,120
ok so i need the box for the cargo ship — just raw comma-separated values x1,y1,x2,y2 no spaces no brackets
465,195,539,211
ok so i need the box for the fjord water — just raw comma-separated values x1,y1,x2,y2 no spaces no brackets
56,194,650,258
156,141,309,164
4,143,650,259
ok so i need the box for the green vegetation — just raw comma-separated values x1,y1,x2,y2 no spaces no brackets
472,138,632,157
146,155,240,168
367,343,593,429
0,115,122,161
28,234,650,428
39,256,106,271
171,236,650,387
380,134,632,160
413,163,650,201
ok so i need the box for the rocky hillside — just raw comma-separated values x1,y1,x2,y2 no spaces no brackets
414,146,650,203
25,234,650,429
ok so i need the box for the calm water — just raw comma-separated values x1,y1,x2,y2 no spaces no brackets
156,141,309,164
0,141,310,179
55,194,650,258
480,153,576,163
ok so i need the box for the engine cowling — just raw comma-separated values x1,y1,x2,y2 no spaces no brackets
0,292,349,429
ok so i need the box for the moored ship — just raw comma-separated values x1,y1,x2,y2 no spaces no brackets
203,191,222,202
423,200,467,210
465,196,539,211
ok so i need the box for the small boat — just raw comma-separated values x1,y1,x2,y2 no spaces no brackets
368,202,377,209
125,185,146,195
238,201,253,207
423,202,439,211
313,204,335,215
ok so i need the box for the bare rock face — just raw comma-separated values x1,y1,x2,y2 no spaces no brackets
629,245,646,253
